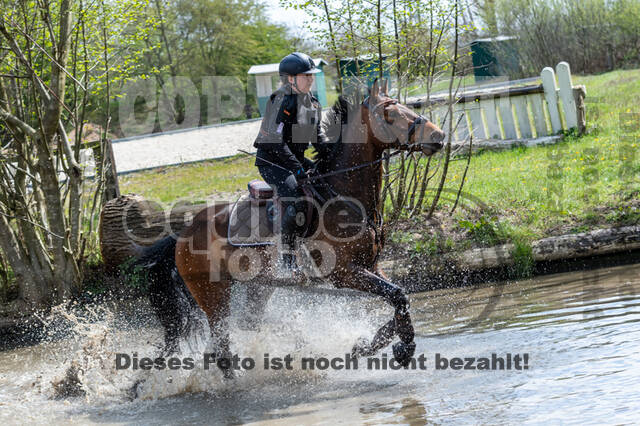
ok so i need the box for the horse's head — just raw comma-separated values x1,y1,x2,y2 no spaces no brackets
362,80,445,156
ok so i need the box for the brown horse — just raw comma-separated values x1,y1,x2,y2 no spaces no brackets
136,80,445,375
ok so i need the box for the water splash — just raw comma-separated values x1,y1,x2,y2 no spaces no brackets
35,285,387,403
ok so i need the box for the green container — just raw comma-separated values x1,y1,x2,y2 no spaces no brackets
339,56,391,97
470,36,521,82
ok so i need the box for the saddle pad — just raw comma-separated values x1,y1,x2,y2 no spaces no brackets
227,195,277,246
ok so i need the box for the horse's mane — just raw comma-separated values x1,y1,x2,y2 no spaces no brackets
315,96,351,171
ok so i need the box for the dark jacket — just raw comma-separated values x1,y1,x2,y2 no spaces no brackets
253,84,328,174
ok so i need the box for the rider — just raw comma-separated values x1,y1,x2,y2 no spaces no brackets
253,52,329,277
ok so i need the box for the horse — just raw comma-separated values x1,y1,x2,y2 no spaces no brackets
135,80,445,376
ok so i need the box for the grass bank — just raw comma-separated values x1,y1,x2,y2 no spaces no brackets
120,68,640,277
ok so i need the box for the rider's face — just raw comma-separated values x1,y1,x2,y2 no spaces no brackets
288,74,314,94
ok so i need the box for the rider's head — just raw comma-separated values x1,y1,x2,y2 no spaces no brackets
279,52,321,94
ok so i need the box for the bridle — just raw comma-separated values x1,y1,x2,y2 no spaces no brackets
303,96,431,184
362,96,431,149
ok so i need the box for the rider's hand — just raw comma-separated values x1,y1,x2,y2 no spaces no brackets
285,169,307,191
284,173,299,191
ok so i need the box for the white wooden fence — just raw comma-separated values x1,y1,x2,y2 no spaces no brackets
408,61,586,143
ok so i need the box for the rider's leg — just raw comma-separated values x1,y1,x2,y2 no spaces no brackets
257,165,301,275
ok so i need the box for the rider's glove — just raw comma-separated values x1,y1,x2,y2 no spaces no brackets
284,173,299,191
285,168,307,191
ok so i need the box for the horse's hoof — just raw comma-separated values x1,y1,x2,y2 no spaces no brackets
221,367,235,380
392,341,416,367
351,337,373,358
127,379,143,400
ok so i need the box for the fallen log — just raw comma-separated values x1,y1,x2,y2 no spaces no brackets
99,194,206,269
379,225,640,277
457,225,640,270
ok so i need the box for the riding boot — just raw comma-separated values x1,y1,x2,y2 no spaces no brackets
276,232,300,278
281,251,297,272
274,202,304,282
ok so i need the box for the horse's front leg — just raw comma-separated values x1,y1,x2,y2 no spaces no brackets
342,265,416,367
237,282,274,331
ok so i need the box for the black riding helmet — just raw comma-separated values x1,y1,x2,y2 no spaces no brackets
279,52,322,75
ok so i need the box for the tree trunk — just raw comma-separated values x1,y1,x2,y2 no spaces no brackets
99,194,206,270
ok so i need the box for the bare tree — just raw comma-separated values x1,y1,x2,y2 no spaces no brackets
0,0,152,309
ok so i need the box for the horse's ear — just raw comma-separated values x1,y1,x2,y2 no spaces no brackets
382,79,388,96
371,79,380,101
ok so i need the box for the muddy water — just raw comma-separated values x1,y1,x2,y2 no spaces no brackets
1,262,639,425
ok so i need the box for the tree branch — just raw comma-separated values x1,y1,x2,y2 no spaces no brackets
0,210,64,239
0,104,38,138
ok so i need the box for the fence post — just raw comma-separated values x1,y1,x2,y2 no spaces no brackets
556,62,578,130
512,96,533,139
480,98,501,139
93,139,120,202
466,101,487,140
573,85,587,135
541,67,563,134
529,93,550,137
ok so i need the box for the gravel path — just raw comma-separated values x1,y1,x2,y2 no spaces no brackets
110,118,262,174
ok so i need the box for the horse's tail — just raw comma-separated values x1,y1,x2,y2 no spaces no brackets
132,235,198,354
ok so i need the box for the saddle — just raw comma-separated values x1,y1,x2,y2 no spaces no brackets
227,180,315,246
227,181,276,246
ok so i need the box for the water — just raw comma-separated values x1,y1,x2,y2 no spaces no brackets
1,262,639,424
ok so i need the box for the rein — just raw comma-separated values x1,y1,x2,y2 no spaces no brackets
301,149,402,183
304,174,385,267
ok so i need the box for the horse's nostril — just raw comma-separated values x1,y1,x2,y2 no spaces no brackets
431,131,445,144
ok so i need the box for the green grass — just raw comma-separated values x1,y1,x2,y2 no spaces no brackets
435,69,640,242
120,68,640,251
119,155,260,203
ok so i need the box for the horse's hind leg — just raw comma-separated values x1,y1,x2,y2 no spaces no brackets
343,266,416,367
150,267,197,356
185,278,234,378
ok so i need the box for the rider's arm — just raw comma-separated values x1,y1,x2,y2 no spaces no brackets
255,92,306,175
312,99,330,153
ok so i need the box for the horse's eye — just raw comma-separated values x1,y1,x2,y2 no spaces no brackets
384,109,395,124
